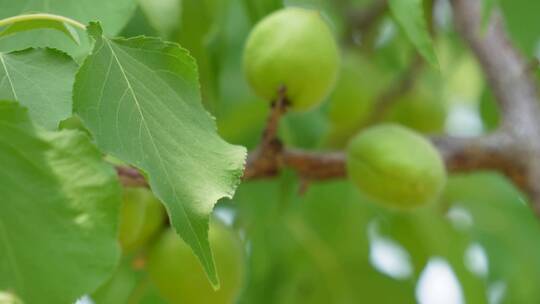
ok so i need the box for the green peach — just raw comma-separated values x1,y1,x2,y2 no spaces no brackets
147,218,245,304
243,7,340,111
118,188,165,253
385,95,447,134
324,51,392,148
346,124,446,208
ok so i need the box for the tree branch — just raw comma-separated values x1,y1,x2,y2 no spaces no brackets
117,133,526,193
450,0,540,214
243,86,288,179
117,0,540,217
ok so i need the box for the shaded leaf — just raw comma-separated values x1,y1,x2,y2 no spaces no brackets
499,0,540,57
73,23,246,287
0,101,121,304
388,0,438,67
0,48,77,129
0,0,137,59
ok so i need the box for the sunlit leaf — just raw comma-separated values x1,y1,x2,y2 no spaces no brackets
73,23,246,287
388,0,438,67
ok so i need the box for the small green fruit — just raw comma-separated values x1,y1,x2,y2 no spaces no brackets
346,124,446,208
324,51,392,148
118,188,165,253
385,95,447,134
147,219,245,304
243,7,340,110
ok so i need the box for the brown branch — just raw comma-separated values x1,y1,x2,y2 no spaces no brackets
241,133,527,189
450,0,540,133
116,131,526,191
432,133,527,189
450,0,540,214
243,86,288,179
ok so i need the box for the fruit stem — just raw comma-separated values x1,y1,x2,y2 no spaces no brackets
243,86,289,179
261,85,288,147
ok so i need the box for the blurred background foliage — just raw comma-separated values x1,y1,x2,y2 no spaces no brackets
75,0,540,303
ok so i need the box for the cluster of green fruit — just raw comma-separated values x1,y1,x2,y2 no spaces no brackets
243,7,447,209
98,6,447,303
98,188,245,303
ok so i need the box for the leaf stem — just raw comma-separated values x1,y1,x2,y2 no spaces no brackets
0,13,87,31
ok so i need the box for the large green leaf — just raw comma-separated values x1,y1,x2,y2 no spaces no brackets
0,101,121,304
0,48,77,129
73,23,246,287
0,0,137,59
388,0,438,67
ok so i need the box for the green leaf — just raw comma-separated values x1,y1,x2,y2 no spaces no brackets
0,101,121,304
443,173,540,303
0,0,137,59
0,48,78,130
388,0,438,67
173,0,231,112
0,18,80,44
73,23,246,287
499,0,540,57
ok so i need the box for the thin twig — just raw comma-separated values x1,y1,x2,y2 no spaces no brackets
243,86,289,179
260,86,288,147
364,53,424,124
451,0,540,214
